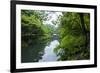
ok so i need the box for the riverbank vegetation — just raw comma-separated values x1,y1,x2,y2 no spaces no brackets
54,12,90,60
21,10,54,62
21,10,90,62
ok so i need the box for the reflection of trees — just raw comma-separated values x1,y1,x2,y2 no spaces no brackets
21,10,90,62
21,10,52,62
21,35,50,62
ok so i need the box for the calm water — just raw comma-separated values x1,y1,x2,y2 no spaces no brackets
39,40,59,62
21,34,59,62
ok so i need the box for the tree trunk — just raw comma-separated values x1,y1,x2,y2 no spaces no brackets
79,13,88,50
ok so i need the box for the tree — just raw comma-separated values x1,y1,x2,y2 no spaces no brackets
21,10,52,62
54,12,90,60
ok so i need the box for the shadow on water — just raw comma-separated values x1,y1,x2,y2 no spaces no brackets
21,42,46,62
21,34,59,63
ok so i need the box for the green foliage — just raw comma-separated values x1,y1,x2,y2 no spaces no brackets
21,10,55,62
84,13,90,32
21,10,90,62
21,10,53,49
54,12,90,60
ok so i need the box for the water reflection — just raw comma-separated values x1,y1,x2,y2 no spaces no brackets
21,42,47,62
21,34,59,63
39,40,59,62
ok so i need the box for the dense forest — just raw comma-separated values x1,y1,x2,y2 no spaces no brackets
21,10,53,62
21,10,90,63
54,12,90,60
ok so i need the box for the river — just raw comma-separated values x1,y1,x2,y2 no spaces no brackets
39,39,59,62
21,34,60,62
